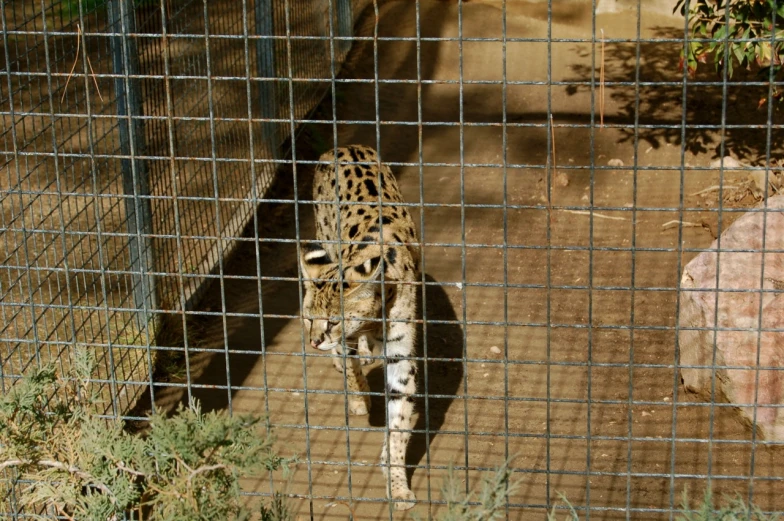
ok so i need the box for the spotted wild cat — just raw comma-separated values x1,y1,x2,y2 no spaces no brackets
299,145,419,510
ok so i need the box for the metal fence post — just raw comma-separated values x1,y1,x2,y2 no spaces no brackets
336,0,353,55
255,0,278,159
108,0,158,334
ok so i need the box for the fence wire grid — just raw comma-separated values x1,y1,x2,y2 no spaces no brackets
2,0,784,519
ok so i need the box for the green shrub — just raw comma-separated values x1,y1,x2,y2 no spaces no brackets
426,460,518,521
547,488,781,521
0,350,293,520
677,488,780,521
675,0,784,104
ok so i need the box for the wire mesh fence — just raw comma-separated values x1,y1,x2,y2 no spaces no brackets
2,0,784,519
1,0,358,415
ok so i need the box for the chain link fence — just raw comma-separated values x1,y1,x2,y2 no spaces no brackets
2,0,784,519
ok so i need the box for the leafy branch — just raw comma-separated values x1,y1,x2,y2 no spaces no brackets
675,0,784,105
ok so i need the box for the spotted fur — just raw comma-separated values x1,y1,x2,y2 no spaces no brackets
299,145,419,510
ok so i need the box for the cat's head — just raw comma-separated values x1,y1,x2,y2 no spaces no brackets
299,243,383,351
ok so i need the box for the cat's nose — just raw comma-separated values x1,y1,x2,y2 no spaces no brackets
310,340,320,349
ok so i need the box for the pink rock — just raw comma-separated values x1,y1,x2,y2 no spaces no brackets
679,194,784,441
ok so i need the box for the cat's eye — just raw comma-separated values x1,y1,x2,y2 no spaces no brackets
326,320,337,330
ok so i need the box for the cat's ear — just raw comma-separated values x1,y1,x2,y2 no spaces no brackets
299,243,332,281
348,255,382,281
345,255,382,298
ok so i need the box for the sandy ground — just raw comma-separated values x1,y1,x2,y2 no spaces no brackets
133,0,784,519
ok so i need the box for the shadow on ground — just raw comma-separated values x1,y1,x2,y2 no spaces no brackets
564,26,783,161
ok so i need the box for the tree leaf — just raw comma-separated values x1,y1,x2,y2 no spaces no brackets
674,0,687,16
733,43,746,66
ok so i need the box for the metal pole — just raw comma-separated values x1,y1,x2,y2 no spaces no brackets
336,0,353,56
255,0,278,159
108,0,158,334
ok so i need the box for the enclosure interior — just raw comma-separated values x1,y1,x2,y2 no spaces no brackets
2,0,784,519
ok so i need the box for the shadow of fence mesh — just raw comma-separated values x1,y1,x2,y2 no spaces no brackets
1,2,364,513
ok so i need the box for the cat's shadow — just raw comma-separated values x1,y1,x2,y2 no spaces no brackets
366,273,464,482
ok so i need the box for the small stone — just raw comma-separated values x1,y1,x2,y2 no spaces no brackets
608,158,624,167
709,156,744,169
663,396,671,402
641,411,651,417
483,373,489,378
490,345,502,355
748,170,770,200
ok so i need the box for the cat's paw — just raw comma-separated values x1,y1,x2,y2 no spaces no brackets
348,397,370,416
391,488,416,511
331,357,346,374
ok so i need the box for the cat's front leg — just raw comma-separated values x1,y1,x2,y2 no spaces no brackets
331,345,371,416
379,318,417,510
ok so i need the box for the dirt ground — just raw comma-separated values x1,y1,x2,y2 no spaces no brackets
138,0,784,519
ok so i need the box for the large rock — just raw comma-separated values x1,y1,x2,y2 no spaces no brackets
679,194,784,441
